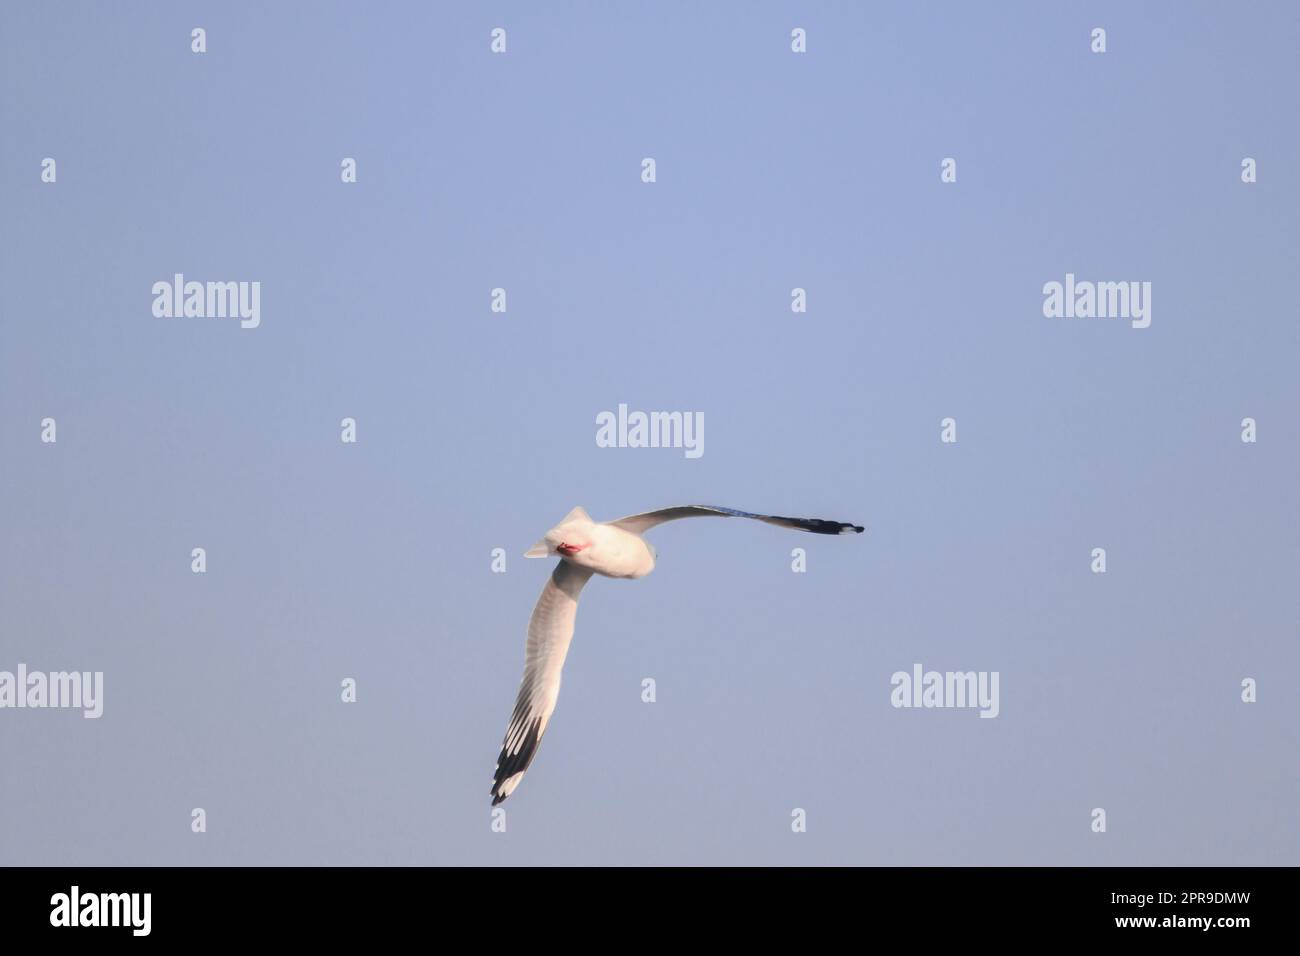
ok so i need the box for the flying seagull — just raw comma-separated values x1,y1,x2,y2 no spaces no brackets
490,504,864,805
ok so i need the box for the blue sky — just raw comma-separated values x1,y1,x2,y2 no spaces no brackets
1,1,1297,864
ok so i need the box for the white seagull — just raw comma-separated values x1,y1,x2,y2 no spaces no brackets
490,504,864,805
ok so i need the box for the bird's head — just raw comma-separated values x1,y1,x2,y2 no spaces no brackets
524,505,597,561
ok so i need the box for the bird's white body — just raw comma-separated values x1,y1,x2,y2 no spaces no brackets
529,508,657,579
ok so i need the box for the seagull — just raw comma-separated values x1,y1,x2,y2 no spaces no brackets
490,504,865,805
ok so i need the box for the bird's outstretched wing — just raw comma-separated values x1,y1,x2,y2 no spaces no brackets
608,505,864,536
490,560,594,806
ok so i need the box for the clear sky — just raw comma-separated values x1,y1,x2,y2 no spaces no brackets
1,1,1297,865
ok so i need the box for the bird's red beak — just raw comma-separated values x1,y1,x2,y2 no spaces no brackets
556,542,588,556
